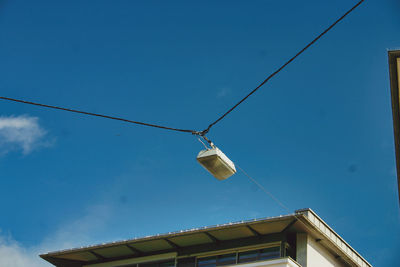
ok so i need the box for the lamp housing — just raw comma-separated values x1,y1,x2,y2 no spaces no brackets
197,147,236,180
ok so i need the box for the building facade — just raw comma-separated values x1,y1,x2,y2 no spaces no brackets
388,49,400,204
40,209,371,267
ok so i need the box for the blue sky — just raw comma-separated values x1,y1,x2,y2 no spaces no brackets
0,0,399,266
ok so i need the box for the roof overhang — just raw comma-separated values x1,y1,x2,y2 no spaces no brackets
40,209,371,267
294,209,371,267
40,214,295,266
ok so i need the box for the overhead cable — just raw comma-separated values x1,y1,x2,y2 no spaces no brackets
0,1,365,137
202,0,365,134
0,96,196,134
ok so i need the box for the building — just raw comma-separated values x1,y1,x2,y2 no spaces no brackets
40,209,371,267
388,49,400,204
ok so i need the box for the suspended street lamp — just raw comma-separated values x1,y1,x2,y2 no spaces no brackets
196,136,236,180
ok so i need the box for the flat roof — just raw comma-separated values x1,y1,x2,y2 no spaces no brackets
40,209,371,267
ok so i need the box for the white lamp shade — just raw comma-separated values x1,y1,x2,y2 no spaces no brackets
197,147,236,180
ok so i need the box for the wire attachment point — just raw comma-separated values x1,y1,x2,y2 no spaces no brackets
194,132,215,150
201,135,215,148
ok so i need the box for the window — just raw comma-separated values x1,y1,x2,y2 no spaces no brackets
259,247,280,260
159,261,176,267
237,250,257,263
197,253,236,267
141,260,175,267
197,246,280,267
197,256,217,267
238,247,280,263
217,253,236,266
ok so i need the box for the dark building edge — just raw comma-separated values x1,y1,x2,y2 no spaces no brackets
388,50,400,205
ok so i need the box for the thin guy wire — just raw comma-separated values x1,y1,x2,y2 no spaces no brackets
197,137,209,150
0,96,196,134
237,165,291,214
203,0,365,134
237,165,313,230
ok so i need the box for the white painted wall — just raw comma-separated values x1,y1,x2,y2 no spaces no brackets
296,233,346,267
307,238,346,267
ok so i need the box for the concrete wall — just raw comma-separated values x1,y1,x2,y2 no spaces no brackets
307,237,345,267
296,233,346,267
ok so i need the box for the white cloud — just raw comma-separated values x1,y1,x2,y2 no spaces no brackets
0,233,44,267
0,204,113,267
0,115,48,155
40,204,113,251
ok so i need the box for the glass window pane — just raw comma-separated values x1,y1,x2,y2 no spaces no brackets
259,247,280,260
159,261,175,267
238,250,258,263
198,256,217,267
141,263,158,267
217,253,236,266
